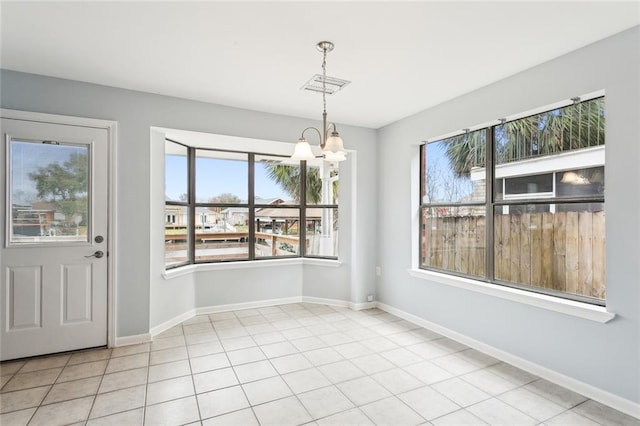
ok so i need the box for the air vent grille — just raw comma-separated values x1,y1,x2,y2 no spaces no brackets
301,74,350,95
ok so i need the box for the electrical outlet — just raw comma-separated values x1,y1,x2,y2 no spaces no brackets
375,266,381,276
367,294,374,302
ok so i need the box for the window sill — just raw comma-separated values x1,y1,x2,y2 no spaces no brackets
408,268,615,323
163,258,342,280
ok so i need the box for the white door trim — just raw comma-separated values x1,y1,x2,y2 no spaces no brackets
1,108,118,349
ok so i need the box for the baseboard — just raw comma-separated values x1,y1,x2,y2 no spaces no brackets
351,301,377,311
113,333,151,347
195,297,303,315
375,302,640,420
149,309,196,337
302,296,351,308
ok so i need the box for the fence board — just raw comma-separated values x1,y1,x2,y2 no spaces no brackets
552,212,566,291
509,214,521,283
578,211,593,297
530,214,543,286
565,212,580,295
591,211,606,299
520,213,531,285
541,213,554,288
418,211,604,300
455,217,463,273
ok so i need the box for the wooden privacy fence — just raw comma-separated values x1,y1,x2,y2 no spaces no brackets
422,211,605,299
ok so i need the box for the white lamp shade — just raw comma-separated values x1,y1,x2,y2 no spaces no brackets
323,150,347,162
291,138,316,161
323,134,345,154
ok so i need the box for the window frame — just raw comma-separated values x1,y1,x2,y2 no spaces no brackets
164,139,339,269
419,96,605,306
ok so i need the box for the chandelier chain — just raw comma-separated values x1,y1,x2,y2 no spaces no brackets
322,47,327,114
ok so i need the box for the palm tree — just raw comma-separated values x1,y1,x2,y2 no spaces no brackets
444,97,605,178
264,162,337,204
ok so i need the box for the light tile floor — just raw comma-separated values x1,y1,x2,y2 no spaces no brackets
1,304,638,426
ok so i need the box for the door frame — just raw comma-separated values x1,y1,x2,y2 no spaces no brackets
1,108,118,349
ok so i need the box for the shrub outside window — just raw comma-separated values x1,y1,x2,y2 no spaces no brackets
420,97,605,304
164,141,339,268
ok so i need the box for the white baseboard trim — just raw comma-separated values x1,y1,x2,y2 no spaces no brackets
195,297,303,315
150,309,196,338
114,333,151,347
301,296,376,311
375,302,640,420
302,296,350,308
351,301,377,311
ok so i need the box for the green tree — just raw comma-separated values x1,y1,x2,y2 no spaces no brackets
29,152,88,222
208,193,242,214
264,163,337,204
444,98,605,178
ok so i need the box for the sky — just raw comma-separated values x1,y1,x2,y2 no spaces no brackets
165,155,291,202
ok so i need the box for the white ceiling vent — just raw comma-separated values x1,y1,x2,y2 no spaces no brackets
301,74,350,95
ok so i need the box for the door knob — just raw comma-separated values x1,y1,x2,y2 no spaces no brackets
85,251,104,259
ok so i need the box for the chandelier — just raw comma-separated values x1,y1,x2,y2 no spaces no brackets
291,41,347,162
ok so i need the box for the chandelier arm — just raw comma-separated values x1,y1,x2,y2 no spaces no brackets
300,126,323,145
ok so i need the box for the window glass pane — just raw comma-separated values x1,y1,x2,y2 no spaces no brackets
255,155,299,204
420,206,486,278
493,203,605,301
494,98,605,202
165,140,188,202
504,173,553,196
165,205,189,267
306,207,338,257
10,139,89,244
255,208,299,257
306,160,339,205
196,150,247,203
195,216,249,262
494,97,605,166
423,130,485,204
556,166,604,198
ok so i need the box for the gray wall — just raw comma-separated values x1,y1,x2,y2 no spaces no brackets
377,26,640,403
0,70,377,336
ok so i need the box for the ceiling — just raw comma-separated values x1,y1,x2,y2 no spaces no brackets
1,1,638,129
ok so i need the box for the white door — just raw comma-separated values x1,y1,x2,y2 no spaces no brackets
1,118,108,361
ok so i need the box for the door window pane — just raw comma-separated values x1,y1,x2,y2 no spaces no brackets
9,139,89,244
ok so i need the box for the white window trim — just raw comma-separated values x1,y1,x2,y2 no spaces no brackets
408,268,614,323
163,257,342,280
412,94,613,324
